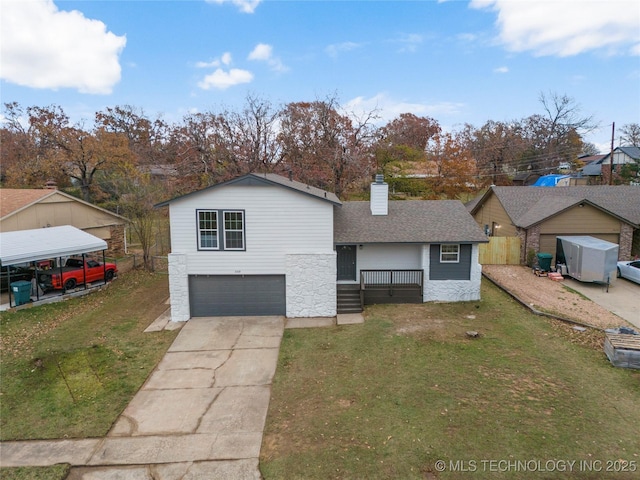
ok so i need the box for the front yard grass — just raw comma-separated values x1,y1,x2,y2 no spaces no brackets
0,270,178,442
261,280,640,479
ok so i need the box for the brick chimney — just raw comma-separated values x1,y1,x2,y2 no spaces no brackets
370,174,388,215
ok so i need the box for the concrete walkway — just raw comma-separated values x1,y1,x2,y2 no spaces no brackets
1,316,285,479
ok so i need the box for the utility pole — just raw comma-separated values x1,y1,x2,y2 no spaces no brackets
609,122,615,185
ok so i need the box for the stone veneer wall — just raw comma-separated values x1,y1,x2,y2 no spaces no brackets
108,224,126,256
618,222,634,261
286,253,336,318
421,244,482,302
168,253,190,322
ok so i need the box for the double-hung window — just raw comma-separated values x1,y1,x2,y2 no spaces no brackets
197,209,245,251
223,210,244,250
198,210,218,250
440,244,460,263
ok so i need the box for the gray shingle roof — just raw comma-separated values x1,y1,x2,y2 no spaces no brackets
155,172,341,207
257,173,341,204
335,200,488,244
475,185,640,228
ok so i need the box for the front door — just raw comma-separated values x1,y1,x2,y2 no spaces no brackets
337,245,357,281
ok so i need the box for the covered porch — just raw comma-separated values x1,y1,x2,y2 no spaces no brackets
337,269,424,313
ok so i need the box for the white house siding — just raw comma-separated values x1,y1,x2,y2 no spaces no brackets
421,244,482,302
168,253,190,322
286,253,336,317
352,244,422,279
167,184,335,319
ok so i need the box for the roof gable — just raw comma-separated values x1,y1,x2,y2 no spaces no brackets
0,188,128,222
0,189,55,218
472,185,640,228
155,173,341,207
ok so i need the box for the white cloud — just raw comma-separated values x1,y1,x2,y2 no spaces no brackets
196,52,233,68
325,41,364,58
392,33,424,53
248,43,272,61
493,66,509,74
206,0,261,14
471,0,640,57
198,68,253,90
0,0,126,94
248,43,288,72
343,93,465,125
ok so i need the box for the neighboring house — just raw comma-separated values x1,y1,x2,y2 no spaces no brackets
603,146,640,170
157,173,488,321
468,185,640,264
579,154,607,182
0,188,128,255
580,148,640,183
512,172,540,186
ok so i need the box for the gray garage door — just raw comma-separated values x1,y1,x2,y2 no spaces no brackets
189,275,286,317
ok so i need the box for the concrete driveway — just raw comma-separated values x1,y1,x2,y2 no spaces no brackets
1,315,285,479
564,276,640,330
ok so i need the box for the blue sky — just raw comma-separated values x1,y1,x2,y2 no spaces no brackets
1,0,639,152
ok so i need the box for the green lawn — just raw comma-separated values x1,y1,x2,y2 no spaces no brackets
260,281,640,479
0,270,179,442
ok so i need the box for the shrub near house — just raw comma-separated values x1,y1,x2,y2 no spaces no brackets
38,258,117,291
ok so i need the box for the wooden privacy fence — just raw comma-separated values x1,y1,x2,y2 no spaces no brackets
479,236,521,265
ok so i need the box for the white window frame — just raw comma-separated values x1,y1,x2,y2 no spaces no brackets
440,244,460,263
223,210,245,250
197,210,219,250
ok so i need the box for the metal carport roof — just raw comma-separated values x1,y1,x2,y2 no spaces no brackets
0,225,107,266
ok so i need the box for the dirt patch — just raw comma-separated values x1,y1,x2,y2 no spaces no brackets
482,264,626,330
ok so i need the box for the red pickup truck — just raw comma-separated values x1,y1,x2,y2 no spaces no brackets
38,258,117,292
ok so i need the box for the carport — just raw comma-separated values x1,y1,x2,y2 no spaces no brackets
0,225,109,308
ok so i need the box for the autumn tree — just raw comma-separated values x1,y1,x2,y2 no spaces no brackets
172,95,284,190
459,120,524,186
279,96,376,197
425,132,477,199
48,124,133,203
1,103,73,188
228,94,283,174
96,105,171,166
374,113,440,177
620,123,640,147
171,111,224,190
116,173,165,270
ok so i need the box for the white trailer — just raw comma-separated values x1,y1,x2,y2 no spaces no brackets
555,236,619,284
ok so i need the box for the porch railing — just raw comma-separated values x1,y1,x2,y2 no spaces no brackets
360,270,424,289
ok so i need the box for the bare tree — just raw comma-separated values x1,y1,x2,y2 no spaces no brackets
619,123,640,147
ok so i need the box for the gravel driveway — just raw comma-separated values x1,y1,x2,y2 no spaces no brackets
482,265,632,330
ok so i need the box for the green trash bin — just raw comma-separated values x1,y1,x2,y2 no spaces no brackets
536,253,553,272
11,280,32,306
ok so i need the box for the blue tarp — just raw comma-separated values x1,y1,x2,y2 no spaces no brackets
532,175,569,187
